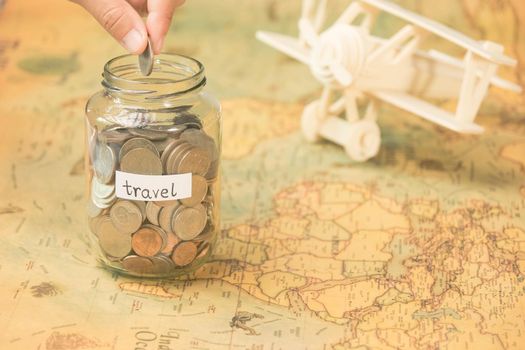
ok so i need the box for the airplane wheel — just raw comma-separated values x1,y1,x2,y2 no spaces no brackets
344,120,381,162
301,101,323,142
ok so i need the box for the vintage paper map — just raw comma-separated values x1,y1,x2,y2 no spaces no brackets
0,0,524,349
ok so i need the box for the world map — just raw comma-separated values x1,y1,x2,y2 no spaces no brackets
0,0,524,349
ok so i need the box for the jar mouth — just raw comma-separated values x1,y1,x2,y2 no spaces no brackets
102,54,206,99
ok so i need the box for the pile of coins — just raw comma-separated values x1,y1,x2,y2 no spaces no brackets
87,118,218,276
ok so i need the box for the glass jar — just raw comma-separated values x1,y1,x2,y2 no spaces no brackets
85,54,221,277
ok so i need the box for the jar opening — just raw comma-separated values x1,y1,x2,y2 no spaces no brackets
102,54,206,99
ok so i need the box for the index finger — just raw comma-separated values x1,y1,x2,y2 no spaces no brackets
146,0,185,54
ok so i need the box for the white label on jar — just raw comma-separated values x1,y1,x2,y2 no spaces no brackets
115,171,192,201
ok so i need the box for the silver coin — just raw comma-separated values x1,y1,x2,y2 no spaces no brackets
129,128,168,141
93,143,116,184
97,217,132,259
149,255,175,274
181,129,218,161
160,138,185,159
99,128,133,144
120,148,163,175
92,177,115,199
154,137,180,153
166,142,193,175
88,129,98,163
97,191,117,204
103,124,129,132
174,113,202,129
177,146,211,176
146,201,162,225
88,215,105,237
158,203,180,233
138,37,154,76
172,204,207,240
149,124,187,135
119,137,160,161
87,199,103,218
196,242,211,260
205,159,220,181
133,200,147,221
109,200,143,235
180,175,208,207
122,255,154,275
161,139,187,173
192,227,214,243
92,191,116,209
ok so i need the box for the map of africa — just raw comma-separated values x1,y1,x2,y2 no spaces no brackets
0,0,524,349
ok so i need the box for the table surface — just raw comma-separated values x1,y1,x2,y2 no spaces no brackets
1,1,525,349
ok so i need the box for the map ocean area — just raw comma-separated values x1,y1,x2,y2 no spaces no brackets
115,171,192,201
133,330,181,350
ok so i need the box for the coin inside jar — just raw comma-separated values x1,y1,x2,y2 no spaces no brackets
88,215,106,236
120,148,163,175
119,137,159,161
93,143,116,184
174,113,202,129
91,177,115,198
172,204,207,240
96,216,132,259
92,192,116,209
165,141,193,175
181,130,219,179
131,225,166,257
158,203,180,233
145,201,162,225
154,199,179,207
154,137,178,153
160,139,185,170
177,147,211,176
87,199,103,218
133,200,147,219
180,175,208,207
122,255,154,274
171,241,198,267
99,128,133,144
149,255,175,274
109,200,143,235
192,224,214,242
196,242,211,259
181,128,218,161
129,128,168,141
161,232,181,255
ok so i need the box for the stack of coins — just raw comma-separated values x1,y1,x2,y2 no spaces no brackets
87,117,217,276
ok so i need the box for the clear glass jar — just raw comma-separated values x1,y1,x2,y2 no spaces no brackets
85,54,221,277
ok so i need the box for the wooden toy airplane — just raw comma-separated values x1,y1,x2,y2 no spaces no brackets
256,0,522,161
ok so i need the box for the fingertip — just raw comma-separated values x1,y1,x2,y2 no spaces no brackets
121,28,148,54
146,14,169,54
153,36,165,55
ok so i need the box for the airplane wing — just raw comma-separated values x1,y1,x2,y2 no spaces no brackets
425,50,522,93
256,31,311,65
360,0,516,67
370,90,484,134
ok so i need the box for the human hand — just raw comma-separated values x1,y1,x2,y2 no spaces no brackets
71,0,185,54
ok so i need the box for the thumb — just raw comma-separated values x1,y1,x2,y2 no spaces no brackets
73,0,147,54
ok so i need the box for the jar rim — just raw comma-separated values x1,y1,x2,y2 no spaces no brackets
102,53,206,98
